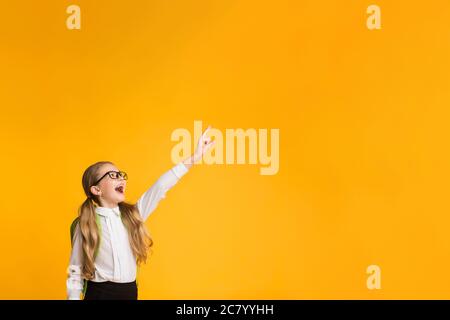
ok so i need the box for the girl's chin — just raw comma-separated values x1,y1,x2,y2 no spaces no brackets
114,194,125,201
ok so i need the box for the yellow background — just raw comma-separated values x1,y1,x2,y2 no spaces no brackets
1,0,450,299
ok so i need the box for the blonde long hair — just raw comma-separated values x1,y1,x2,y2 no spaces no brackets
78,161,153,280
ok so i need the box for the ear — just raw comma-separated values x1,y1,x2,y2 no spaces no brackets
90,185,101,196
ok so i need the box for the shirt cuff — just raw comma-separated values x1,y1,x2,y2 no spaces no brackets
171,162,189,179
67,290,82,300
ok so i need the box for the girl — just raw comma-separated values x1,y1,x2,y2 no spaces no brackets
66,125,215,300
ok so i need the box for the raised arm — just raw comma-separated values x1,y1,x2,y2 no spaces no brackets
136,125,215,221
136,162,189,221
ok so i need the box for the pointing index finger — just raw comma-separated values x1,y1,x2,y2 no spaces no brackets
203,125,212,137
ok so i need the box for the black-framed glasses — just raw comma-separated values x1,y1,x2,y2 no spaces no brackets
93,171,128,186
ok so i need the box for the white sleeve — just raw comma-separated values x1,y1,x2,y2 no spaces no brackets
136,162,189,222
66,223,84,300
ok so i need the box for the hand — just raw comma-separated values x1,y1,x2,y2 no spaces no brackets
193,125,215,163
182,125,216,168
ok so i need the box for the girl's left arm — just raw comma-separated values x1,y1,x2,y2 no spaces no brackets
136,125,215,221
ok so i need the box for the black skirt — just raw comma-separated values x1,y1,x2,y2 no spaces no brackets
83,280,138,300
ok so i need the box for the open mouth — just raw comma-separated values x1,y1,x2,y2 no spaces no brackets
115,185,124,194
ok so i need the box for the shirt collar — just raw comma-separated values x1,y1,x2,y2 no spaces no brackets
95,205,121,217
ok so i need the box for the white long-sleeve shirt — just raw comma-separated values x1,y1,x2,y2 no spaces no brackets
66,162,189,300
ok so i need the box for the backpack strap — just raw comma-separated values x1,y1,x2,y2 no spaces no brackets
70,217,80,247
70,214,102,258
